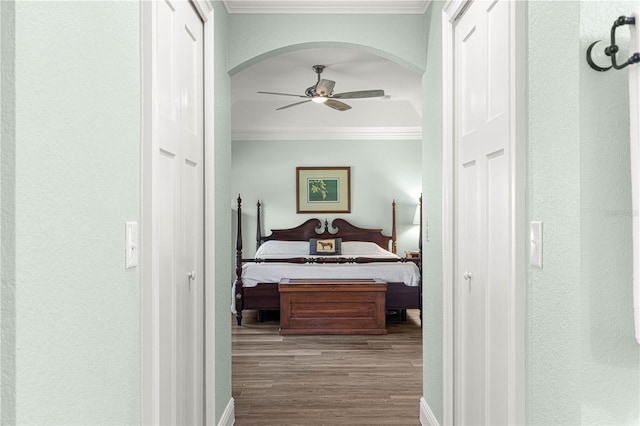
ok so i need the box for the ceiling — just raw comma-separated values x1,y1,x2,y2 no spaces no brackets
226,1,426,141
231,48,423,140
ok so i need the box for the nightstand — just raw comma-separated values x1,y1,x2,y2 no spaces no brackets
404,250,420,265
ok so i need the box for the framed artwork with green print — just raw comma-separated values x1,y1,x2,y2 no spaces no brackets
296,167,351,213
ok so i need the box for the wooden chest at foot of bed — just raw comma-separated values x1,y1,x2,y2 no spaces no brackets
278,278,387,335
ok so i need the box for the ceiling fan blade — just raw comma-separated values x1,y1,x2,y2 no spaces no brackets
315,79,336,97
324,99,352,111
258,91,308,98
332,89,385,99
276,99,312,110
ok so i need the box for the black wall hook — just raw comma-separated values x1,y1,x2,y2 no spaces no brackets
587,15,640,72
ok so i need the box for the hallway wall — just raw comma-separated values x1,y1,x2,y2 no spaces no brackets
4,2,141,423
527,2,583,422
578,1,640,423
210,1,234,422
1,1,15,421
421,1,445,422
528,1,640,424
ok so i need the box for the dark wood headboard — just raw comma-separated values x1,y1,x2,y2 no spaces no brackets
254,199,396,252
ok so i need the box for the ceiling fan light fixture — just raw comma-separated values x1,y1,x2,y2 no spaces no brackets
258,65,383,111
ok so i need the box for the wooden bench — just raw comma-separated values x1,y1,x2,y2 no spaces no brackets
278,278,387,335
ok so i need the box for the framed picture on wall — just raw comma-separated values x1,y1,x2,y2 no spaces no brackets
296,167,351,213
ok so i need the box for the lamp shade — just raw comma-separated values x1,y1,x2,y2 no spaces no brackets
413,204,421,225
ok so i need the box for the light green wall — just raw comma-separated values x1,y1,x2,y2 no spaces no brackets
527,1,640,424
1,1,16,424
578,1,640,424
10,1,141,423
227,13,427,74
527,2,583,423
421,1,444,423
231,139,422,257
528,0,640,424
210,1,234,423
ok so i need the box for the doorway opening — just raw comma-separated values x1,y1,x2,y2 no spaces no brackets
229,45,424,424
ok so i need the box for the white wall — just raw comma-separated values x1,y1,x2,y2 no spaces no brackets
231,139,422,258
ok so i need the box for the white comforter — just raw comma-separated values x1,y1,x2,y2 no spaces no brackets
240,259,420,288
232,241,420,313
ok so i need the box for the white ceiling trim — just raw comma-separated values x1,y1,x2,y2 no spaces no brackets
232,127,422,141
222,0,431,14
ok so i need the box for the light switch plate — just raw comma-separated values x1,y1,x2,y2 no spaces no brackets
530,221,543,268
125,221,139,269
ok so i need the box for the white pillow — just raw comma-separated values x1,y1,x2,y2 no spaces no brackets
341,241,395,256
255,240,308,257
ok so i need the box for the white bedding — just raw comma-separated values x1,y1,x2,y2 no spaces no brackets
242,240,420,286
242,261,420,287
231,241,420,313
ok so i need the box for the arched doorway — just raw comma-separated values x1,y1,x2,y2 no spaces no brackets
229,44,425,424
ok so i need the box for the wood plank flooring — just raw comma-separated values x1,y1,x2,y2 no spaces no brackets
232,310,422,425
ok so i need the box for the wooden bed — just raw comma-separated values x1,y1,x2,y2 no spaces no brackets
233,195,422,328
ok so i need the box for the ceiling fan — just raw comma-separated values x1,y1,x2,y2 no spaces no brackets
257,65,385,111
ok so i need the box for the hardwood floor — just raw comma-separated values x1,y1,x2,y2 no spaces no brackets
232,310,422,425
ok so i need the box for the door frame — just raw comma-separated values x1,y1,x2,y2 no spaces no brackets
140,1,215,424
441,1,526,424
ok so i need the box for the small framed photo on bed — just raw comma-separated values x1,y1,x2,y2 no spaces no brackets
309,238,342,255
296,167,351,214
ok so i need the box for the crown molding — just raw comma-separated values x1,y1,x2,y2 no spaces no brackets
222,0,431,15
232,126,422,141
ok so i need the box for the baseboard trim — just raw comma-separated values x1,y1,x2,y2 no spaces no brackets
218,397,234,426
420,397,440,426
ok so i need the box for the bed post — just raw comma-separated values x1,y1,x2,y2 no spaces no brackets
235,194,244,326
256,200,262,250
392,199,397,254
